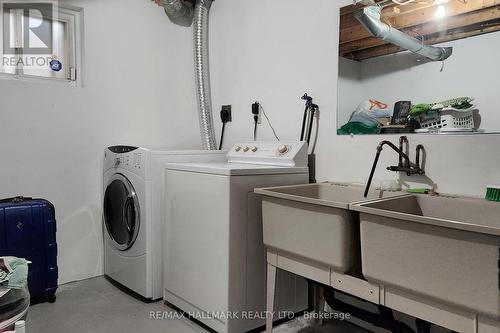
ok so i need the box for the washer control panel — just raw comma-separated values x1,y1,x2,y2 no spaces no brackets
104,146,148,176
112,153,143,169
227,141,308,167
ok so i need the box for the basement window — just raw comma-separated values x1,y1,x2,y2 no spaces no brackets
0,3,82,84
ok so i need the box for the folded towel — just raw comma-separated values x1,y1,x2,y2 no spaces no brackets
0,257,29,290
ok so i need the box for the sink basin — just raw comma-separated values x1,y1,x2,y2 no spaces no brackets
354,194,500,236
256,182,401,209
255,183,404,273
352,195,500,320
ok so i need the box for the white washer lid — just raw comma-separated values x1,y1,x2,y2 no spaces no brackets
165,162,309,176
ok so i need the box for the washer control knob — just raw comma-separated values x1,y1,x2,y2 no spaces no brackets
235,146,242,152
278,145,289,154
114,158,121,167
251,146,258,152
243,146,250,152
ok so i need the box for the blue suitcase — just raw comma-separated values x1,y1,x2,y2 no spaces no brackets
0,197,58,303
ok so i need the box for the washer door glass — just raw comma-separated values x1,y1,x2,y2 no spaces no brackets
104,174,140,251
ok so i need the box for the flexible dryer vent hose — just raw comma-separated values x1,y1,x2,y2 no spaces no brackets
193,0,217,150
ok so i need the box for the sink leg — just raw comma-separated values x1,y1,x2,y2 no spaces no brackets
314,283,325,326
266,263,277,333
378,305,395,321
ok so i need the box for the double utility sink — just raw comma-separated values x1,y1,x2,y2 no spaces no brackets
256,182,500,330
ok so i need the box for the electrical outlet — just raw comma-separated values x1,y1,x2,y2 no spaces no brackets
221,105,232,122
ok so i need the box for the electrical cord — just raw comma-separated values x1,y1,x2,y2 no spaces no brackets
219,122,226,150
259,104,280,141
251,102,280,141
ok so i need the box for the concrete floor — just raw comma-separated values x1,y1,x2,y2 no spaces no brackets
27,277,370,333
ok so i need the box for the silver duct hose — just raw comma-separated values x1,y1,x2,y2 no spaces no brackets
193,0,217,150
161,0,194,27
354,6,453,61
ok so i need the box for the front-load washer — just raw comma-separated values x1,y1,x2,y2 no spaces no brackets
103,146,226,300
164,142,310,333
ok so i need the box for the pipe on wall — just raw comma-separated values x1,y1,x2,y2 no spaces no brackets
354,6,453,61
193,0,217,150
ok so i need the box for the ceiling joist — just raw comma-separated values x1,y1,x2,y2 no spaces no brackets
339,0,500,60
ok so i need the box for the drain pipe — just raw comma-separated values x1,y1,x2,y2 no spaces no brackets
193,0,217,150
354,5,452,61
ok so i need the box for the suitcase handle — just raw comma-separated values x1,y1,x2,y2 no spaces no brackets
0,196,33,204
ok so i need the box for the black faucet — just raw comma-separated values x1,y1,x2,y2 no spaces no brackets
364,136,425,198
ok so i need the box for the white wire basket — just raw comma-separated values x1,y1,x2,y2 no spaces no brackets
416,108,476,133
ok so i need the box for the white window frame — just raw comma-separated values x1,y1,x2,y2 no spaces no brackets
0,3,83,86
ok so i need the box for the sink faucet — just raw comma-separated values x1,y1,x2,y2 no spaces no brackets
364,136,425,197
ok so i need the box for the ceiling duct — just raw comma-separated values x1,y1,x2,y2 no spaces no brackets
354,5,453,61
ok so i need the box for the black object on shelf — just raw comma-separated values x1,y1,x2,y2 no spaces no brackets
391,101,412,125
380,101,415,134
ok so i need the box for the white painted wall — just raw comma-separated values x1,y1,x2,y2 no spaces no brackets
209,0,500,197
0,0,203,284
338,32,500,131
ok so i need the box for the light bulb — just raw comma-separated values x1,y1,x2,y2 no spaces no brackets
435,5,446,19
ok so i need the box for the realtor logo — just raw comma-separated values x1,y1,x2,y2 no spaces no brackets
2,1,54,54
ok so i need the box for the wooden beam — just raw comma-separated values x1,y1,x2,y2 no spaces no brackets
347,24,500,60
340,0,388,16
340,6,500,55
340,2,437,30
340,0,500,44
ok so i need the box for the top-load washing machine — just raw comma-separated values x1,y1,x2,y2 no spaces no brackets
163,141,310,333
103,146,226,300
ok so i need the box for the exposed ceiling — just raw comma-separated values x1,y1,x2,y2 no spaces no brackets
339,0,500,61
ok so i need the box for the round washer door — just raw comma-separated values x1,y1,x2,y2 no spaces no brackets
104,173,141,251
